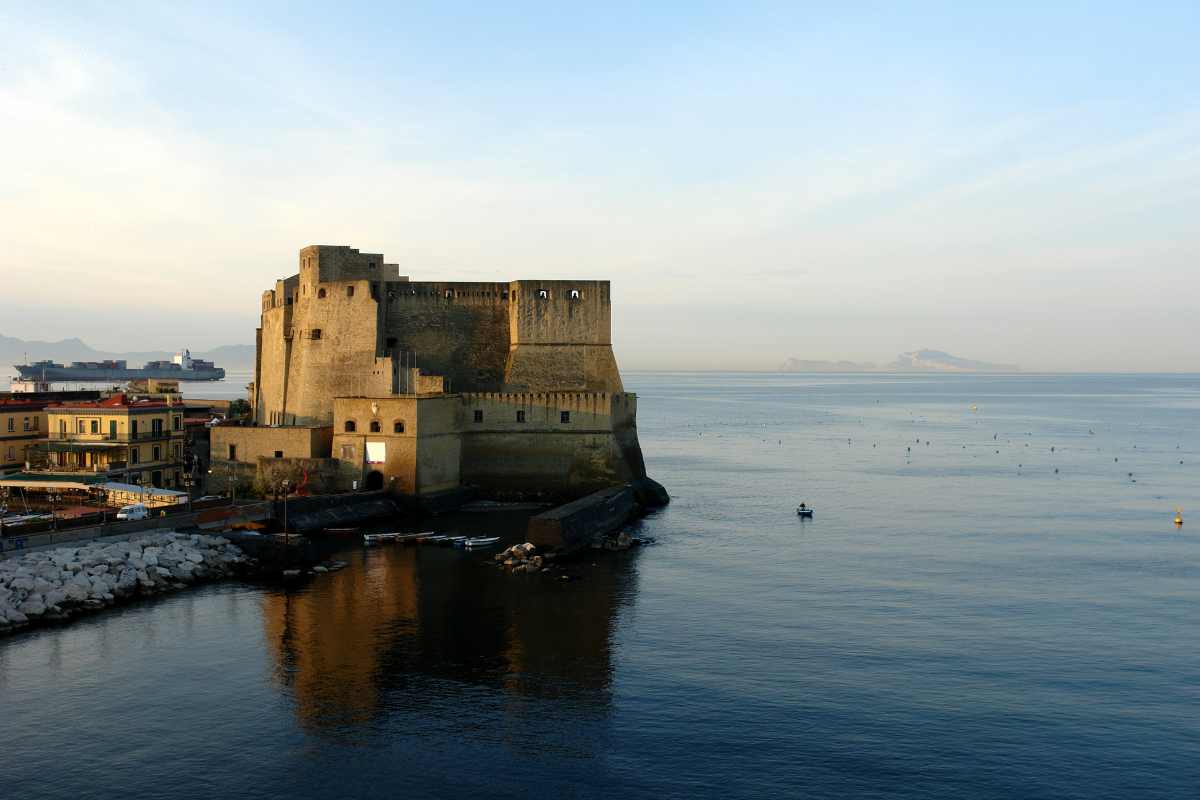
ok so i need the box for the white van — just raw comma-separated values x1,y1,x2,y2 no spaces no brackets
116,504,150,521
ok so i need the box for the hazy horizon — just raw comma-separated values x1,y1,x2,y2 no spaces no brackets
2,3,1198,372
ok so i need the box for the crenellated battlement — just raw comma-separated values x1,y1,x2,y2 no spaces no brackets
249,243,644,496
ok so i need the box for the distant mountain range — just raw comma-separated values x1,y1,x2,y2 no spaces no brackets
0,334,256,373
780,349,1019,373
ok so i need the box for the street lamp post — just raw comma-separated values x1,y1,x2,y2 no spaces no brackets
281,478,290,569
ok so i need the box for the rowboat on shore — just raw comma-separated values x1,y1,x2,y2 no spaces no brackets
463,536,501,548
363,532,405,545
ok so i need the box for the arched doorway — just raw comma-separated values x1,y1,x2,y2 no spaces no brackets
365,470,384,491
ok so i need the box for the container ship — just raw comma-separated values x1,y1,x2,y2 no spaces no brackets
14,349,225,382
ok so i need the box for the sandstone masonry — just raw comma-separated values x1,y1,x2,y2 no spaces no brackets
214,245,648,498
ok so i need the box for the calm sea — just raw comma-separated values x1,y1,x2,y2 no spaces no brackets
2,372,1198,799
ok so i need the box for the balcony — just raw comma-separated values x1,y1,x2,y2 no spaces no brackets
47,429,181,444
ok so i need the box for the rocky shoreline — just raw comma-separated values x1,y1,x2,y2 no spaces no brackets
0,533,256,636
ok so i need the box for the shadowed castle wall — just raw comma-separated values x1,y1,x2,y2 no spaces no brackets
382,283,511,392
456,392,643,494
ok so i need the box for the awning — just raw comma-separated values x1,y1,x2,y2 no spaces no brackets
0,473,107,491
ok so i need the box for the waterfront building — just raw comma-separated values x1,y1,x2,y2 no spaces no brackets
40,394,186,489
212,244,647,497
0,399,47,475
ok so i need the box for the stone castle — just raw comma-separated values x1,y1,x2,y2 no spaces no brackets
215,245,648,498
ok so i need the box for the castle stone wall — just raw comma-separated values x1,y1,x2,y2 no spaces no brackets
249,244,644,497
456,392,642,495
382,283,511,392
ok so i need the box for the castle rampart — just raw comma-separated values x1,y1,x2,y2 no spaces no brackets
237,244,648,499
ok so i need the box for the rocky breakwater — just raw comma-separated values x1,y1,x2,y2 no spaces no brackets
0,533,255,635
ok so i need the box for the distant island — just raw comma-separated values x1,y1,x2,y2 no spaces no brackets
780,349,1019,373
0,334,256,373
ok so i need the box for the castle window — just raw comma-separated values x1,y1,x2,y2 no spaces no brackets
570,289,581,300
227,444,237,461
309,329,322,340
344,420,357,433
394,420,405,433
318,288,326,299
445,289,454,299
560,411,570,424
340,444,355,460
538,289,549,299
369,421,381,433
368,261,376,270
501,290,509,299
346,286,355,298
516,410,526,423
274,450,283,458
473,410,483,423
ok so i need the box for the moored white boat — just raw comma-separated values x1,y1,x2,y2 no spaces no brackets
363,532,405,545
463,536,501,548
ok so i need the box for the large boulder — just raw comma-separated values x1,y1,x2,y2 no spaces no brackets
9,576,35,592
18,597,46,617
114,568,139,597
170,563,195,583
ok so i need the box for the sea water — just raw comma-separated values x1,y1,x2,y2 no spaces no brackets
1,373,1197,799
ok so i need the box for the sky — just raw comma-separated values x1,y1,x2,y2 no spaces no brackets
0,1,1197,371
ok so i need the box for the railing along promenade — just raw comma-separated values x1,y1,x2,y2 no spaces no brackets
0,499,271,556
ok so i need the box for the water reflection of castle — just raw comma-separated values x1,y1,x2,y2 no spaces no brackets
262,543,638,732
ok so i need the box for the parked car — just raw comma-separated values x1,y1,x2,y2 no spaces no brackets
116,504,150,521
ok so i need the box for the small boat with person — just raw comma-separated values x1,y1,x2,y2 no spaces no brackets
796,503,814,518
